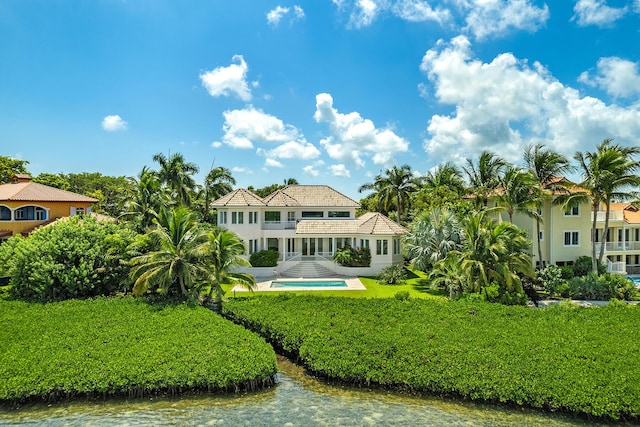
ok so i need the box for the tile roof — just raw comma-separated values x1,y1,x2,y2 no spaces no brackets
296,212,407,236
608,203,640,224
0,182,98,203
263,185,360,207
211,188,266,207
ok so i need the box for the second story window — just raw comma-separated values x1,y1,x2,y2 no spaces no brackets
15,206,47,221
564,205,579,216
219,211,227,225
265,211,281,223
301,211,323,218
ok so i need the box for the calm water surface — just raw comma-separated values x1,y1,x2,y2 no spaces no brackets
0,357,615,427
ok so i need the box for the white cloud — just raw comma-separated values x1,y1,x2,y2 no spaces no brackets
219,106,300,149
232,166,254,174
330,164,351,178
332,0,546,39
265,158,284,168
392,0,452,24
578,57,640,99
419,36,640,166
199,55,253,101
572,0,627,27
218,106,321,167
211,141,223,148
101,115,128,131
461,0,550,40
303,165,320,177
314,93,409,168
266,5,305,27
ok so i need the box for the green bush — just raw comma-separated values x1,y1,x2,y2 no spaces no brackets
394,290,410,301
249,250,279,267
480,283,527,305
333,246,371,267
377,265,406,285
0,297,277,402
225,296,640,421
8,216,141,302
537,265,565,297
558,265,574,280
573,256,606,277
568,272,637,301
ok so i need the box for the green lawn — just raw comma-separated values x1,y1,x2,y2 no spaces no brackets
224,268,446,300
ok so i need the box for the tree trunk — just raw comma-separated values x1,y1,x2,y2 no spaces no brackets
598,201,611,271
536,218,544,270
591,202,599,273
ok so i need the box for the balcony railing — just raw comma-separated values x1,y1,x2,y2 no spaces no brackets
262,221,297,230
596,241,640,252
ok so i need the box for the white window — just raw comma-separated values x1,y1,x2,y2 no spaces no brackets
564,231,579,247
393,239,400,255
564,205,579,216
376,239,388,255
249,211,258,224
248,239,258,254
238,212,243,224
359,239,369,249
232,212,237,224
219,211,227,225
287,211,295,222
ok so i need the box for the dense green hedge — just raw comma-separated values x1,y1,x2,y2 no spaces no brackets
0,298,277,403
249,250,279,267
224,296,640,421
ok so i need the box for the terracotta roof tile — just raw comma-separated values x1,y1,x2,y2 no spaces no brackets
0,182,98,203
296,212,407,236
211,189,266,207
263,185,359,208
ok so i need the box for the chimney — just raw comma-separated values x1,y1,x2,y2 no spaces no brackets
12,174,32,183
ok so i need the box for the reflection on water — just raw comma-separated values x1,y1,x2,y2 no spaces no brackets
0,356,610,427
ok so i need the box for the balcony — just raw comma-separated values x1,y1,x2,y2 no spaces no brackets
262,221,296,230
596,241,640,252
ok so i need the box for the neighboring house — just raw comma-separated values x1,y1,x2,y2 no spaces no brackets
491,179,640,274
0,174,98,240
211,185,407,276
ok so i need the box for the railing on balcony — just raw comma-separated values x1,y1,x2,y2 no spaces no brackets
607,260,626,274
594,211,625,222
596,241,640,252
262,221,297,230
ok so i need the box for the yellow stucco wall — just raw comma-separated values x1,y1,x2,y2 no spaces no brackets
0,200,94,236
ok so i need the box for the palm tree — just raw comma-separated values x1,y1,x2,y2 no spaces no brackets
422,162,466,195
152,152,199,207
359,164,417,222
203,166,236,222
523,144,573,269
122,166,165,232
283,178,299,185
495,166,539,223
129,207,210,301
565,139,640,272
403,207,462,271
463,151,507,208
202,227,255,313
432,210,533,299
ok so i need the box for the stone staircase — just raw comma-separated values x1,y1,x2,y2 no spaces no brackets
280,261,340,278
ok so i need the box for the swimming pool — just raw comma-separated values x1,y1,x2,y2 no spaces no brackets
270,280,348,288
629,276,640,286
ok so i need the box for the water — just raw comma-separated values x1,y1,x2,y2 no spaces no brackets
0,357,612,426
270,280,347,288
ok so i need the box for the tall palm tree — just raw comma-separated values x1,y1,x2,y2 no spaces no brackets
129,207,210,301
565,139,640,272
523,144,573,269
431,210,533,298
495,166,539,224
152,152,199,207
404,207,462,271
358,164,417,221
122,166,165,232
203,166,236,221
463,151,507,208
202,228,255,313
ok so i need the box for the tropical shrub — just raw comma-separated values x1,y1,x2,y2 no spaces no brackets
0,234,23,276
225,296,640,421
377,265,406,285
537,265,565,297
394,290,410,300
9,216,139,302
568,272,637,301
249,250,279,267
573,256,605,277
333,246,371,267
0,297,277,402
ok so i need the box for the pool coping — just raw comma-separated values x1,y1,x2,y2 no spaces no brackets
232,277,366,292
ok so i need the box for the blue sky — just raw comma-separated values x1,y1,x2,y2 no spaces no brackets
2,1,640,199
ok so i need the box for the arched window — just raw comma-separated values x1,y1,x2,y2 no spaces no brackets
14,206,47,221
0,206,10,221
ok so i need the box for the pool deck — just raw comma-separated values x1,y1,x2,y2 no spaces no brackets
232,277,366,292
